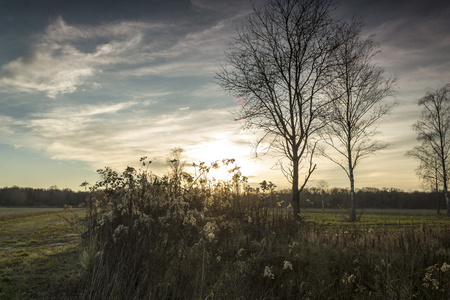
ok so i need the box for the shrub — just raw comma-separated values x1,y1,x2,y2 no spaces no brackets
75,157,450,299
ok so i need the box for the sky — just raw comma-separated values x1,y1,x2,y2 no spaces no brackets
0,0,449,192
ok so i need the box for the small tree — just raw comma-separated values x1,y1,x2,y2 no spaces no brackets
217,0,355,221
407,84,450,216
80,181,90,192
319,19,396,221
317,180,328,212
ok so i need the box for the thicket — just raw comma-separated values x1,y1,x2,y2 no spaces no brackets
71,157,450,299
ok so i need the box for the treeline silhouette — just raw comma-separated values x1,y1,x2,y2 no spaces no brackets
0,186,88,207
0,185,444,211
277,187,445,211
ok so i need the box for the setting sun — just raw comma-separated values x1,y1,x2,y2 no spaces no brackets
208,163,232,182
186,140,250,181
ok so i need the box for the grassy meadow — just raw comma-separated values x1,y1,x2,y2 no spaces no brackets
1,161,450,299
0,208,85,299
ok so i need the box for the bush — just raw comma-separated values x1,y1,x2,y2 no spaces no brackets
74,157,450,299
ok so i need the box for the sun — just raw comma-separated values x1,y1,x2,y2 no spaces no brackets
208,163,232,182
186,140,249,182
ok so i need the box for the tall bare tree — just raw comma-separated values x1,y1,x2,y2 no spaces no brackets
319,20,396,221
408,84,450,216
216,0,354,221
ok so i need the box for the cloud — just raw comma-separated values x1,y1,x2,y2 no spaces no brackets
0,16,178,98
190,0,254,15
0,10,243,97
0,97,253,176
0,44,95,98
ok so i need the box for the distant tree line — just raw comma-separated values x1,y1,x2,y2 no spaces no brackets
0,186,88,207
0,184,444,211
274,187,446,211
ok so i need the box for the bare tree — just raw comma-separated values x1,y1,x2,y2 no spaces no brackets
216,0,354,221
406,144,444,214
319,20,396,221
407,84,450,216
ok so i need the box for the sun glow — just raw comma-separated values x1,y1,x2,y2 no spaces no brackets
186,140,250,182
208,164,232,182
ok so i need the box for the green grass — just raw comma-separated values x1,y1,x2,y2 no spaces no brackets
0,208,86,299
299,208,449,227
0,207,65,221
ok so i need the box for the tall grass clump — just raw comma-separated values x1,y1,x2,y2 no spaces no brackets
75,156,450,299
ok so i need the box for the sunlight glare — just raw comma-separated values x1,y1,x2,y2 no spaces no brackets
187,140,247,182
208,164,231,182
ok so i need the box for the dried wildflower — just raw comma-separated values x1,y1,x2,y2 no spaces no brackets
206,232,215,241
347,274,356,283
426,264,437,272
236,248,245,258
288,241,298,254
264,266,275,279
283,260,293,271
441,262,450,272
202,222,218,242
113,224,129,242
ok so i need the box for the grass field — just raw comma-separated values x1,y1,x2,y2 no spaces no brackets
0,208,85,299
0,207,68,221
299,208,450,227
1,207,449,299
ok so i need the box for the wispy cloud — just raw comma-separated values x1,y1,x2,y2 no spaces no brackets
0,16,183,98
0,98,256,175
0,8,246,97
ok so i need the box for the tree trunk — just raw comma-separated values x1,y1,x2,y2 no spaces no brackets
349,168,356,222
445,189,450,217
292,158,301,222
347,135,356,222
435,173,440,215
441,155,449,216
